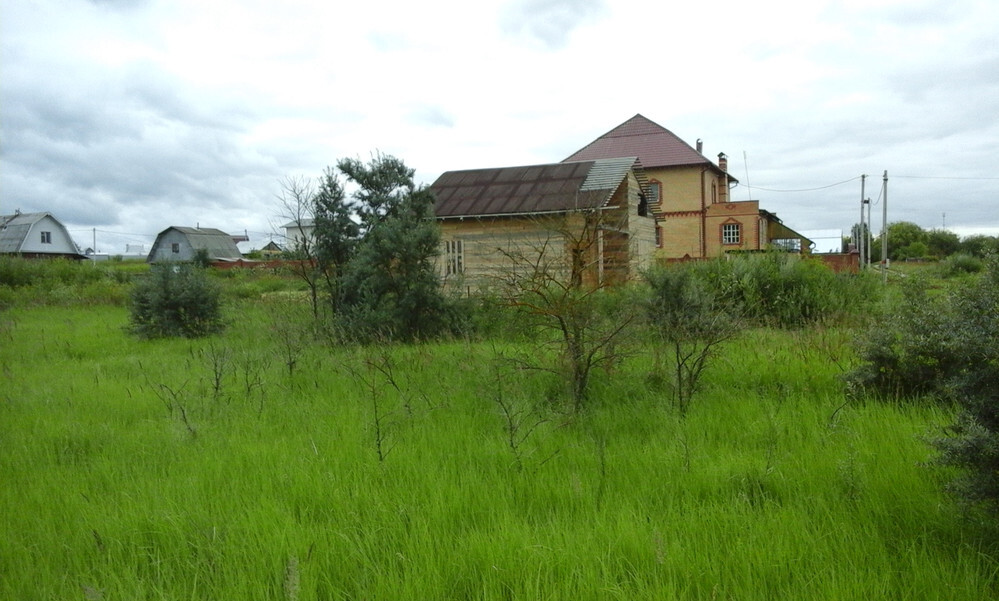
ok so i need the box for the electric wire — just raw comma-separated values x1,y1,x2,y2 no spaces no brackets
745,175,863,193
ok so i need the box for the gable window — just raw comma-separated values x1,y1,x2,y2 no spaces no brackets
171,242,181,253
722,222,742,245
444,239,463,275
40,231,52,244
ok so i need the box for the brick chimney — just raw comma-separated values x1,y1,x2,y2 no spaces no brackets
718,152,728,172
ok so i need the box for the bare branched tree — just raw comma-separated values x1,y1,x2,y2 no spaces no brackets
277,176,323,317
645,265,743,416
495,210,638,412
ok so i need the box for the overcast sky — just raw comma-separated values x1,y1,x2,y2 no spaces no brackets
3,0,998,254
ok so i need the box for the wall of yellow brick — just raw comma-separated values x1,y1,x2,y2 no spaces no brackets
705,200,761,256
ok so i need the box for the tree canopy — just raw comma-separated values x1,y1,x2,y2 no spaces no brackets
281,152,452,342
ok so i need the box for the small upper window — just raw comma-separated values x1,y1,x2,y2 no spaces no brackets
722,222,741,245
647,181,661,204
40,231,52,244
444,239,463,276
171,243,181,253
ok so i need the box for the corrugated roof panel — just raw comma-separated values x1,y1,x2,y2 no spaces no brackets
0,223,30,252
580,157,638,192
430,158,635,219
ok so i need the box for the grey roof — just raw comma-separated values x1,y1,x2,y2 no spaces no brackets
150,226,243,260
0,212,79,255
430,158,640,219
0,213,37,253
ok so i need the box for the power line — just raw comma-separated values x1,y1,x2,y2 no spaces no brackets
66,228,155,238
747,176,863,193
894,175,999,181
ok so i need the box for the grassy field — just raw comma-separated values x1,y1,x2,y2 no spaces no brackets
2,277,998,599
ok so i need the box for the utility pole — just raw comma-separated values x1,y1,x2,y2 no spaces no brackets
862,198,871,267
859,174,866,269
881,170,888,284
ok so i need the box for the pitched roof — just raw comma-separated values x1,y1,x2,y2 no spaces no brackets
563,114,732,179
0,211,80,255
431,157,639,219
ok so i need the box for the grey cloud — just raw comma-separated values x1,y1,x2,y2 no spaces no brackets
502,0,607,50
2,59,279,231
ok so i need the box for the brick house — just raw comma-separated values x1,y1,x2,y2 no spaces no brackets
564,114,811,258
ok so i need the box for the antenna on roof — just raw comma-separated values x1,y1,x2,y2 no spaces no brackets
742,150,752,201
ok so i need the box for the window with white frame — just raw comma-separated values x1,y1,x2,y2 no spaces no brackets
444,239,463,275
40,231,52,244
722,222,741,245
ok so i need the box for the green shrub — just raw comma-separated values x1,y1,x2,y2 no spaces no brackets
846,276,959,400
0,257,136,308
658,253,877,328
129,264,225,338
938,253,984,278
928,258,999,512
847,257,999,512
0,256,36,288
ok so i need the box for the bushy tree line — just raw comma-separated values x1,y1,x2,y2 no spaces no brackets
847,258,999,513
858,220,999,263
654,252,877,328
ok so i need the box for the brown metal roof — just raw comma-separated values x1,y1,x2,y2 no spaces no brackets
563,114,725,173
431,158,638,219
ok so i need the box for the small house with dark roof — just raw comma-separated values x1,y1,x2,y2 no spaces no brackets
564,114,811,258
146,226,243,263
0,211,84,259
430,157,656,289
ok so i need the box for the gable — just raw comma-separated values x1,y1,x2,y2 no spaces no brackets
148,226,242,262
0,212,80,255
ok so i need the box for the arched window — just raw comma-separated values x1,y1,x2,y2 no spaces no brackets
647,180,662,205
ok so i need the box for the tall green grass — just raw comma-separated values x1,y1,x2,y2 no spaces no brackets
2,300,997,599
0,257,147,308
